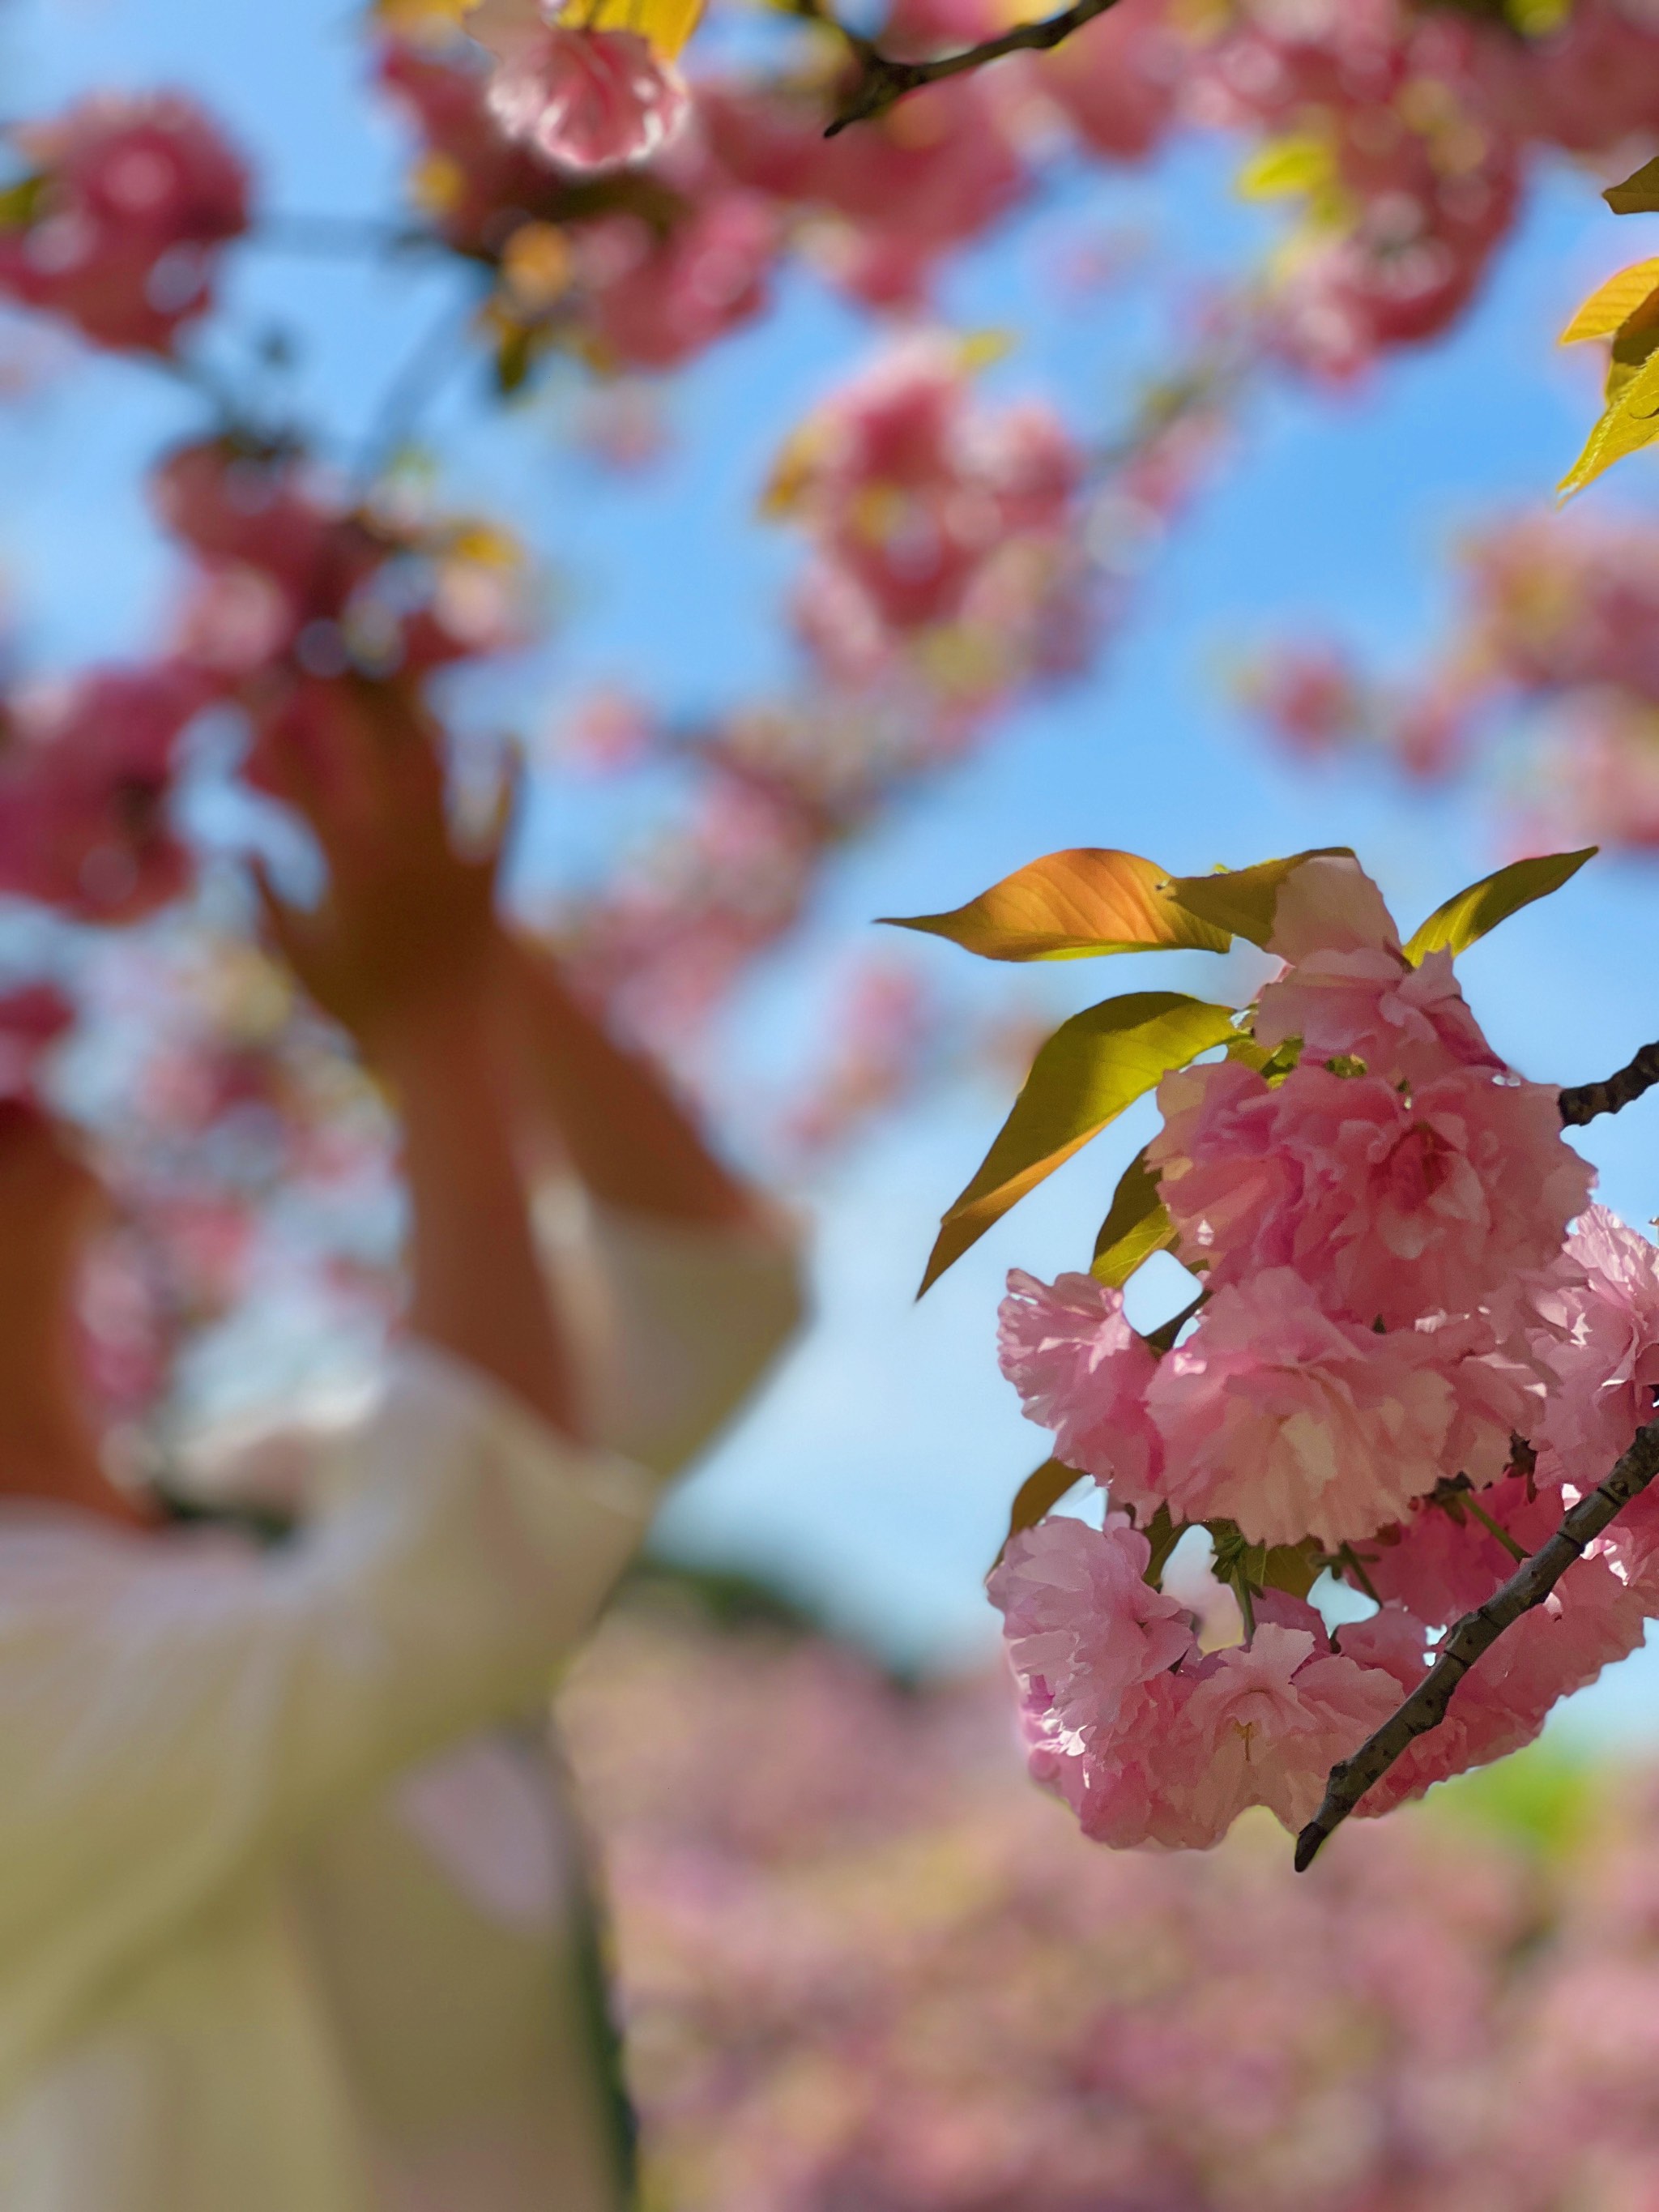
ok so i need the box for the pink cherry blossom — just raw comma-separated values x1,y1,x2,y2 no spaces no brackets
1142,1270,1458,1548
1248,857,1501,1086
1360,1467,1567,1625
0,664,207,922
1257,942,1500,1087
577,189,777,369
996,1268,1161,1492
1156,1057,1591,1326
1532,1205,1659,1487
0,93,248,354
468,3,689,173
989,1512,1196,1741
1183,1619,1401,1830
1147,1057,1300,1279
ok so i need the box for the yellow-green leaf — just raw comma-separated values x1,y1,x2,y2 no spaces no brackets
1090,1147,1175,1286
1607,307,1659,400
919,992,1237,1292
1560,258,1659,345
0,175,44,229
1159,848,1355,950
1606,155,1659,216
1402,847,1597,963
1560,344,1659,498
1236,133,1334,201
576,0,702,56
881,848,1231,963
991,1458,1083,1569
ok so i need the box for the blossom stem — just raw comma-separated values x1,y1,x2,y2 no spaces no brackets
1559,1039,1659,1126
1461,1492,1529,1565
809,0,1128,136
1294,1412,1659,1873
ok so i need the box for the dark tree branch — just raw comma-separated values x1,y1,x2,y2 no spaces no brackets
1294,1412,1659,1872
804,0,1128,135
1559,1038,1659,1126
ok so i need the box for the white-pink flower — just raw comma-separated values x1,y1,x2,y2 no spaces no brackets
1244,1063,1585,1326
997,1268,1162,1494
1154,1020,1589,1331
1144,1270,1457,1548
1533,1205,1659,1484
989,1513,1196,1744
1252,856,1499,1088
469,2,689,172
1147,1058,1298,1279
1183,1617,1401,1830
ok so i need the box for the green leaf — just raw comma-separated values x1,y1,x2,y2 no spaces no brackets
1559,345,1659,498
919,992,1238,1293
1159,848,1355,950
880,848,1230,963
1090,1148,1176,1286
991,1458,1084,1569
1402,847,1597,964
1606,155,1659,215
0,175,45,230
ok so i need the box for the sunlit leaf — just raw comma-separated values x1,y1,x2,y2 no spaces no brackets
919,992,1238,1292
1559,259,1659,345
1402,847,1597,963
881,849,1231,963
1607,305,1659,401
1560,345,1659,498
1090,1148,1175,1286
576,0,704,60
1236,134,1333,200
990,1458,1084,1569
1159,848,1354,950
1606,155,1659,215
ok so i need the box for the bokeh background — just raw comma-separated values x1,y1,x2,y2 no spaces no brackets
9,0,1659,2197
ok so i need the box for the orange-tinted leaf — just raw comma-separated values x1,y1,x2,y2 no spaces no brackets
1159,848,1355,949
1560,258,1659,345
919,992,1237,1292
881,848,1230,963
1403,847,1597,963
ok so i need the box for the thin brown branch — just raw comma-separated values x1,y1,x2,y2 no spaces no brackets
810,0,1127,135
1294,1412,1659,1872
1559,1038,1659,1126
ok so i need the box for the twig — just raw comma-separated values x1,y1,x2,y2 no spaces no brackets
255,214,437,260
352,284,484,491
1559,1038,1659,1126
1294,1412,1659,1872
810,0,1128,135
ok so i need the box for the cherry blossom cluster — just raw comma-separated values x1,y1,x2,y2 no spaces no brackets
0,439,522,925
987,852,1659,1847
766,339,1090,698
1252,510,1659,851
0,92,249,355
570,1589,1659,2212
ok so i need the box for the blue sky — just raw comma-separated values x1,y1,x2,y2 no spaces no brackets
7,0,1659,1734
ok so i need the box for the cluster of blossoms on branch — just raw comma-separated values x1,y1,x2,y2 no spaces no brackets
571,1591,1659,2211
0,0,1656,1423
1251,507,1659,853
893,843,1659,1848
